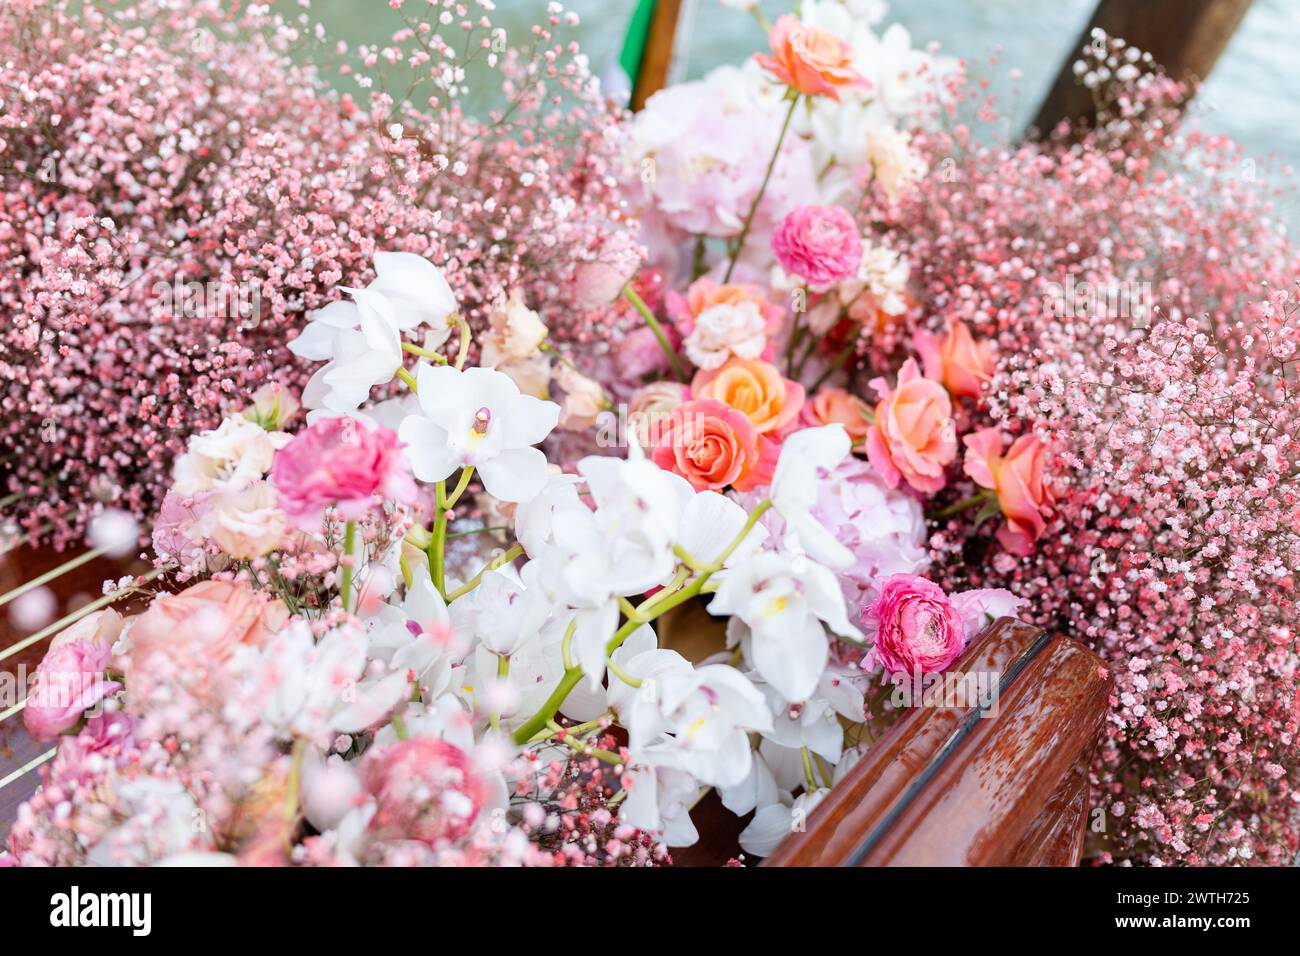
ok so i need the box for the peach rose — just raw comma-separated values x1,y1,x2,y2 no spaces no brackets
125,580,289,706
49,607,123,653
650,398,776,492
554,363,608,432
207,481,287,560
691,358,805,435
962,428,1054,556
754,15,865,102
629,381,687,447
802,387,872,442
914,320,997,401
865,359,956,494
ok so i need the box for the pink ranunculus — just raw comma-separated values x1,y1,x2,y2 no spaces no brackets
271,417,417,529
650,398,775,492
361,738,488,845
913,320,997,401
771,204,863,288
24,612,123,741
865,358,957,494
863,574,965,676
962,428,1054,556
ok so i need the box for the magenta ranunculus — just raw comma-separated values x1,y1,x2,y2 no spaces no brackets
771,204,863,287
23,629,121,742
862,574,964,676
271,417,417,528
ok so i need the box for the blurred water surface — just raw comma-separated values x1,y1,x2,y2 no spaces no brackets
297,0,1299,207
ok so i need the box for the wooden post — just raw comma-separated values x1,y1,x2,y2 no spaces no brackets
631,0,684,111
1029,0,1254,136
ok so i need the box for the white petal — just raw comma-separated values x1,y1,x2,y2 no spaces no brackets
477,446,551,503
288,320,341,361
801,559,865,641
751,615,827,702
398,416,458,482
504,392,561,447
372,251,457,329
571,600,619,691
332,670,410,733
678,491,765,567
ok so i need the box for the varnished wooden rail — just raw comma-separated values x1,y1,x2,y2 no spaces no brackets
764,619,1110,866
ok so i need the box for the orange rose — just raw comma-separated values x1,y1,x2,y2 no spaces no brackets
914,320,997,401
691,358,805,435
754,15,864,102
962,428,1054,556
803,387,872,442
864,358,956,493
650,399,776,492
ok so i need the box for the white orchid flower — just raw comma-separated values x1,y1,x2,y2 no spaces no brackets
399,364,560,503
770,424,855,569
619,761,701,848
708,550,864,702
636,663,773,788
448,562,551,658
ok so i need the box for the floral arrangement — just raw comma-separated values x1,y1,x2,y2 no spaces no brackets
4,0,1299,867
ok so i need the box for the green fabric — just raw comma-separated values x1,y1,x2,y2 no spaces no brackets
618,0,658,85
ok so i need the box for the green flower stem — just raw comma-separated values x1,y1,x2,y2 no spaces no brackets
527,713,612,744
511,500,772,744
339,520,357,612
623,285,688,383
453,313,472,370
446,544,525,602
724,93,800,283
428,481,448,597
490,655,510,731
808,337,859,391
395,367,419,392
926,490,994,521
401,342,447,362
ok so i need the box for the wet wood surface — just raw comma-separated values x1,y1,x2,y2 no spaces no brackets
763,619,1110,867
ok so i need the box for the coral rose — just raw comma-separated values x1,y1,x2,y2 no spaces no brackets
271,416,417,528
802,387,871,441
962,428,1054,556
755,15,865,102
864,359,956,494
650,398,775,492
772,204,863,287
863,574,964,676
691,358,805,435
914,320,997,401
